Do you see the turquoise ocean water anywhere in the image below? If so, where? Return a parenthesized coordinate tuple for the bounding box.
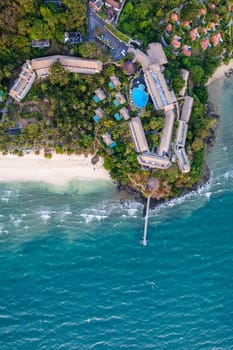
(1, 77, 233, 349)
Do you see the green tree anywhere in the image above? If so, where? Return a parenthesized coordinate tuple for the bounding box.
(49, 62, 69, 87)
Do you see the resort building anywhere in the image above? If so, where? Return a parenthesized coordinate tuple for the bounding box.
(64, 32, 83, 44)
(190, 28, 200, 41)
(211, 33, 223, 46)
(115, 92, 126, 105)
(158, 108, 176, 157)
(9, 56, 103, 102)
(174, 119, 190, 173)
(110, 75, 121, 87)
(174, 96, 193, 173)
(172, 35, 182, 49)
(31, 40, 50, 49)
(144, 64, 177, 110)
(179, 69, 189, 97)
(102, 133, 116, 148)
(138, 153, 171, 169)
(119, 107, 130, 120)
(174, 145, 190, 173)
(9, 61, 36, 102)
(200, 38, 211, 50)
(165, 23, 173, 34)
(146, 43, 168, 67)
(182, 45, 192, 57)
(171, 13, 179, 22)
(129, 117, 149, 153)
(95, 88, 106, 101)
(95, 107, 104, 119)
(130, 42, 185, 172)
(180, 96, 193, 123)
(175, 120, 188, 148)
(31, 56, 103, 78)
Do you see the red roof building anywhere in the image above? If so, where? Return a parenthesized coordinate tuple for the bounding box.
(210, 3, 216, 10)
(199, 8, 206, 16)
(182, 45, 192, 57)
(190, 28, 200, 41)
(166, 23, 173, 33)
(200, 38, 211, 50)
(202, 27, 208, 34)
(171, 13, 179, 22)
(183, 21, 192, 29)
(211, 33, 223, 46)
(210, 21, 217, 30)
(172, 34, 182, 48)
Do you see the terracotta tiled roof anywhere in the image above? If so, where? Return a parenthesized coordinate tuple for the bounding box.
(211, 32, 223, 46)
(210, 3, 216, 10)
(199, 8, 206, 16)
(171, 13, 179, 21)
(182, 45, 192, 57)
(190, 28, 199, 41)
(183, 21, 191, 28)
(166, 23, 173, 32)
(200, 38, 211, 50)
(202, 27, 208, 34)
(210, 21, 217, 30)
(172, 34, 181, 48)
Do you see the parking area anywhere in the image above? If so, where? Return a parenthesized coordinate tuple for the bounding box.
(88, 8, 129, 61)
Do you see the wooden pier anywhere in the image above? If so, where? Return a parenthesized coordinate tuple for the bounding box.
(142, 196, 150, 246)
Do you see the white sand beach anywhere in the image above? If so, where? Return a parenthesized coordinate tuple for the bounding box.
(0, 152, 111, 184)
(206, 59, 233, 86)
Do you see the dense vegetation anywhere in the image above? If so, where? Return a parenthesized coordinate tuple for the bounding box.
(0, 0, 86, 90)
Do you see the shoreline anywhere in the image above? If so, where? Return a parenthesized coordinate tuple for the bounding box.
(206, 59, 233, 86)
(0, 152, 111, 185)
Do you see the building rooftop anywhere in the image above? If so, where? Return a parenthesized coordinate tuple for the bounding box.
(129, 117, 149, 153)
(95, 107, 104, 119)
(200, 37, 211, 50)
(138, 152, 171, 169)
(146, 43, 168, 66)
(102, 133, 116, 147)
(110, 75, 121, 86)
(32, 40, 50, 48)
(171, 13, 179, 22)
(31, 55, 103, 78)
(180, 96, 194, 123)
(166, 23, 173, 33)
(179, 69, 189, 96)
(172, 34, 182, 49)
(182, 44, 192, 57)
(144, 64, 176, 110)
(119, 107, 130, 120)
(95, 88, 106, 101)
(158, 108, 176, 157)
(115, 92, 126, 105)
(190, 28, 200, 41)
(211, 33, 223, 46)
(199, 8, 206, 16)
(64, 32, 83, 44)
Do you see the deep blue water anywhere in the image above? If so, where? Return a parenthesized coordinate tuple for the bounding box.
(0, 78, 233, 349)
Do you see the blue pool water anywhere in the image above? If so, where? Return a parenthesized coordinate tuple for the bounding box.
(0, 77, 233, 349)
(132, 86, 148, 108)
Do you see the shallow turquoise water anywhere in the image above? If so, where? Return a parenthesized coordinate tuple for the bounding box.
(0, 78, 233, 349)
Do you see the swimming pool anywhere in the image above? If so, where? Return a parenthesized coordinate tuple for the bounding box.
(132, 86, 148, 108)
